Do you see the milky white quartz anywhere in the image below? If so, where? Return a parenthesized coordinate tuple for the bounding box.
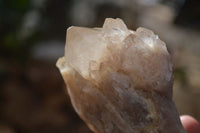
(56, 18, 186, 133)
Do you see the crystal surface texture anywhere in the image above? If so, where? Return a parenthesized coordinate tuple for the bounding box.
(56, 18, 186, 133)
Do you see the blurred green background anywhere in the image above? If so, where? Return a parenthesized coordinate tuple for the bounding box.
(0, 0, 200, 132)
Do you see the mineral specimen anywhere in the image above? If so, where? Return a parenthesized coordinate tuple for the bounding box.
(56, 18, 186, 133)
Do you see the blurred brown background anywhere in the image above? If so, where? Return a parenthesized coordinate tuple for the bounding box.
(0, 0, 200, 132)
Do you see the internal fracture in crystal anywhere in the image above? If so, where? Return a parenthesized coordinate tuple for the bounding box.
(56, 18, 186, 133)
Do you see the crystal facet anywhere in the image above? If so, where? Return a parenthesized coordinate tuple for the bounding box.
(56, 18, 186, 133)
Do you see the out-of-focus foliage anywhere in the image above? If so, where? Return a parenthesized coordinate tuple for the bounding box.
(0, 0, 35, 62)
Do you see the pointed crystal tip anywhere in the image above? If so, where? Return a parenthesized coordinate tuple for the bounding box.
(56, 18, 185, 133)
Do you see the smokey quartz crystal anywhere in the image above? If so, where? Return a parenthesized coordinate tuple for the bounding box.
(56, 18, 186, 133)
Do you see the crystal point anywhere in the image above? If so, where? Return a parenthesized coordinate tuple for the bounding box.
(56, 18, 186, 133)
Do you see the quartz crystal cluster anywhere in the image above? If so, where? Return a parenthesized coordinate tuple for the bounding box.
(56, 18, 186, 133)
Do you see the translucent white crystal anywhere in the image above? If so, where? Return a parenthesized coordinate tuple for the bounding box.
(65, 26, 106, 78)
(60, 18, 172, 92)
(56, 18, 186, 133)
